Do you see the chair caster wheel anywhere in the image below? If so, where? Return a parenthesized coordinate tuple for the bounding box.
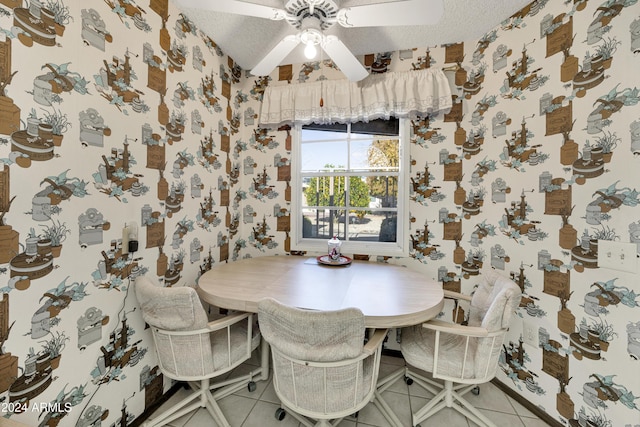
(471, 386, 480, 395)
(405, 376, 413, 385)
(275, 408, 286, 421)
(247, 381, 256, 392)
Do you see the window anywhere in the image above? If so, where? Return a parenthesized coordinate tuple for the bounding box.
(291, 118, 409, 256)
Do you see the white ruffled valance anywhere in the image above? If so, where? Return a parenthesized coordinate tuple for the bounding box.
(259, 68, 453, 127)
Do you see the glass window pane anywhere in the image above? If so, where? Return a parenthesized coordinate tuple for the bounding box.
(350, 139, 374, 169)
(302, 185, 324, 208)
(351, 137, 400, 171)
(347, 212, 397, 243)
(302, 176, 347, 207)
(366, 176, 398, 208)
(302, 209, 325, 239)
(346, 176, 373, 210)
(301, 140, 348, 172)
(349, 132, 376, 141)
(378, 212, 398, 242)
(301, 209, 346, 240)
(349, 176, 398, 209)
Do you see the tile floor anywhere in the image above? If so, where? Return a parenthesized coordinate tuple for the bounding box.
(149, 352, 550, 427)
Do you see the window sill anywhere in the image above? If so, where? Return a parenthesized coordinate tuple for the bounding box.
(292, 239, 408, 258)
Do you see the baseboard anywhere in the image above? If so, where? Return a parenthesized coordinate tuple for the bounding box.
(491, 379, 562, 427)
(129, 381, 186, 427)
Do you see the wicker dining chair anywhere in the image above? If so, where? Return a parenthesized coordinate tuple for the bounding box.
(257, 297, 387, 427)
(391, 269, 521, 427)
(134, 275, 262, 427)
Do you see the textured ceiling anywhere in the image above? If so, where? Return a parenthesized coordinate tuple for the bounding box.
(173, 0, 532, 72)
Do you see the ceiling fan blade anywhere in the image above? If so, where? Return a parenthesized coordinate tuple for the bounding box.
(250, 35, 300, 77)
(322, 35, 369, 82)
(173, 0, 286, 20)
(337, 0, 444, 27)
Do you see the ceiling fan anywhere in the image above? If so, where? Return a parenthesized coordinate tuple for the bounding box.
(174, 0, 444, 81)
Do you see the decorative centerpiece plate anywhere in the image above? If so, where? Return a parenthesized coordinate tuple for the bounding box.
(316, 255, 352, 266)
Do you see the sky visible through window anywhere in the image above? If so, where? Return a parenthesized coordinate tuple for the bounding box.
(301, 130, 385, 172)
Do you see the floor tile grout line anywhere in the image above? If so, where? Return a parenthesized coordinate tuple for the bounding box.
(505, 390, 520, 414)
(238, 396, 263, 427)
(154, 361, 550, 427)
(477, 407, 523, 416)
(174, 392, 546, 427)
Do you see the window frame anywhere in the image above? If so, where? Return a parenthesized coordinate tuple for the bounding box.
(290, 119, 410, 257)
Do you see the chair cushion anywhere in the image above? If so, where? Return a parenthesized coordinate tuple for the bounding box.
(135, 276, 209, 331)
(485, 274, 521, 330)
(468, 269, 521, 330)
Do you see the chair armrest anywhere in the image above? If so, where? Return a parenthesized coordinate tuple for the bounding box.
(443, 290, 472, 302)
(422, 319, 489, 337)
(363, 329, 388, 355)
(149, 312, 253, 337)
(207, 311, 252, 331)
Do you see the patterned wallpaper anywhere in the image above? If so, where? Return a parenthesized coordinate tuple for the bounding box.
(253, 1, 640, 426)
(0, 0, 272, 424)
(0, 0, 638, 426)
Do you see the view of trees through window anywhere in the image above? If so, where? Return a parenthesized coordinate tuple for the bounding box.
(299, 120, 400, 244)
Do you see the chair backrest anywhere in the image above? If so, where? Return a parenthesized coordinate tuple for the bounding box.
(257, 298, 375, 418)
(468, 268, 521, 331)
(258, 297, 365, 361)
(134, 276, 214, 379)
(135, 275, 209, 331)
(467, 269, 521, 379)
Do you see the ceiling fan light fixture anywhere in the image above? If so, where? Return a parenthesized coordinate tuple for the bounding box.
(303, 42, 318, 59)
(299, 20, 323, 60)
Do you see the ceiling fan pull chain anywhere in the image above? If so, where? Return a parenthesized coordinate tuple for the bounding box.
(320, 48, 324, 107)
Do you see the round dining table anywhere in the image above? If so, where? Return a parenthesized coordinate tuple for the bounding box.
(197, 254, 444, 329)
(197, 254, 444, 427)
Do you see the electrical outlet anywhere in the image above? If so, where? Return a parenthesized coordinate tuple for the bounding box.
(522, 320, 538, 347)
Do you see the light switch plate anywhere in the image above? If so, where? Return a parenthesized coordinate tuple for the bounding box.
(522, 320, 538, 347)
(597, 240, 638, 273)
